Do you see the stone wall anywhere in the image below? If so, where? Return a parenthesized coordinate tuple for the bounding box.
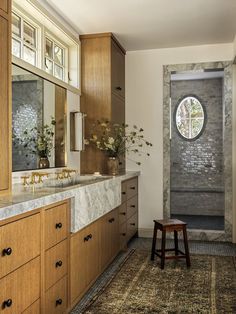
(170, 78, 224, 216)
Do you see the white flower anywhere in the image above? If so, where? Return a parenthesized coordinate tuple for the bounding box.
(108, 137, 115, 144)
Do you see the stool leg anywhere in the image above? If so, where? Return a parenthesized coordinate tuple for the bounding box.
(174, 230, 178, 256)
(151, 223, 157, 261)
(183, 226, 191, 267)
(160, 230, 166, 269)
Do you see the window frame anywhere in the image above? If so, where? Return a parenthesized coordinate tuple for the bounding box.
(12, 9, 41, 67)
(174, 95, 207, 141)
(43, 29, 69, 83)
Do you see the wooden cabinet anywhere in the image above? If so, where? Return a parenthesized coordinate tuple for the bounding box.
(80, 33, 126, 174)
(0, 0, 11, 195)
(0, 213, 40, 278)
(119, 177, 139, 248)
(44, 202, 68, 250)
(70, 220, 100, 304)
(0, 257, 40, 313)
(23, 300, 40, 314)
(45, 276, 67, 314)
(101, 208, 119, 270)
(0, 0, 8, 13)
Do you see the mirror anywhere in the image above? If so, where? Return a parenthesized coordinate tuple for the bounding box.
(12, 64, 66, 171)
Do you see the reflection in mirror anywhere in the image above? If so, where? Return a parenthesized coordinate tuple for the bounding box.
(12, 64, 66, 171)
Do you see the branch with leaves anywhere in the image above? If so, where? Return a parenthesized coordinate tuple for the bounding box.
(86, 120, 153, 165)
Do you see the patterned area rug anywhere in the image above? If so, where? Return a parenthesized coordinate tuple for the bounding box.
(82, 250, 236, 314)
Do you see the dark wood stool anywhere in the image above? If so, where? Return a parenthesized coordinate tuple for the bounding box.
(151, 219, 191, 269)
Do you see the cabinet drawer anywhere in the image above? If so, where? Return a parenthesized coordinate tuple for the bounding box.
(119, 222, 127, 250)
(126, 178, 138, 200)
(118, 203, 127, 225)
(45, 202, 68, 250)
(0, 257, 40, 313)
(127, 195, 138, 219)
(45, 276, 67, 314)
(22, 299, 40, 314)
(0, 1, 8, 14)
(121, 181, 127, 203)
(0, 214, 40, 278)
(45, 239, 68, 291)
(127, 213, 138, 241)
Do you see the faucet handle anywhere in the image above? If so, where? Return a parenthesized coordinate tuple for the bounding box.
(21, 175, 30, 186)
(38, 172, 49, 183)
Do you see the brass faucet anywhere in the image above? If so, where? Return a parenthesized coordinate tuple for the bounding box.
(21, 172, 49, 186)
(62, 169, 77, 178)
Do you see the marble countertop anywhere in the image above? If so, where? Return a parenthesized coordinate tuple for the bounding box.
(0, 171, 140, 232)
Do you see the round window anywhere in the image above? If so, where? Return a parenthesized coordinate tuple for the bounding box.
(175, 96, 205, 140)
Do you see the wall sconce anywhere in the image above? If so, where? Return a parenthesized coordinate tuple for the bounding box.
(70, 111, 86, 151)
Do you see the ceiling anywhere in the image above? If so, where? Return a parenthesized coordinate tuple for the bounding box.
(44, 0, 236, 51)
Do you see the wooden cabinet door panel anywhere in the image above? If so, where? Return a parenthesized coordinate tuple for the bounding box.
(0, 15, 10, 192)
(0, 1, 8, 13)
(45, 239, 68, 291)
(111, 93, 125, 124)
(22, 300, 40, 314)
(119, 203, 127, 225)
(87, 221, 100, 286)
(110, 209, 119, 259)
(0, 257, 40, 313)
(0, 214, 40, 278)
(127, 213, 138, 241)
(126, 177, 138, 200)
(111, 41, 125, 99)
(127, 195, 138, 219)
(44, 202, 68, 250)
(70, 227, 89, 303)
(119, 221, 127, 250)
(45, 276, 67, 314)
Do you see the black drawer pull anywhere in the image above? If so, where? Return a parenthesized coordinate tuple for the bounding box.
(116, 86, 122, 91)
(55, 260, 63, 268)
(88, 234, 92, 239)
(130, 186, 136, 190)
(120, 212, 126, 216)
(122, 192, 126, 195)
(3, 247, 12, 256)
(3, 299, 12, 308)
(130, 223, 136, 226)
(119, 161, 122, 165)
(56, 298, 63, 306)
(122, 233, 126, 236)
(55, 222, 62, 229)
(84, 235, 90, 242)
(108, 218, 115, 223)
(130, 205, 136, 208)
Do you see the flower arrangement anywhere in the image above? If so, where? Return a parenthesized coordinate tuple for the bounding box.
(14, 117, 56, 159)
(87, 120, 152, 165)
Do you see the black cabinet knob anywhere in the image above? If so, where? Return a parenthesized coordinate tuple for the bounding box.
(120, 212, 126, 216)
(109, 218, 115, 223)
(122, 192, 126, 195)
(3, 299, 12, 308)
(130, 223, 136, 226)
(3, 247, 12, 256)
(84, 235, 89, 242)
(130, 186, 136, 190)
(55, 222, 62, 229)
(56, 298, 62, 306)
(88, 234, 92, 239)
(116, 86, 122, 91)
(55, 260, 63, 268)
(122, 233, 126, 236)
(130, 205, 136, 208)
(119, 161, 122, 165)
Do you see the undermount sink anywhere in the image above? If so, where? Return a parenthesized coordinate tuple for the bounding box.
(46, 175, 111, 188)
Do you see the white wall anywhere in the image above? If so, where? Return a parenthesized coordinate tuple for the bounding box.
(126, 43, 234, 237)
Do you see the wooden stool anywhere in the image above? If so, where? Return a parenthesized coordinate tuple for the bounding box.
(151, 219, 191, 269)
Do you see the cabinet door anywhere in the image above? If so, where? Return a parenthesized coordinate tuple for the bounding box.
(0, 14, 10, 192)
(110, 209, 119, 259)
(111, 41, 125, 99)
(0, 0, 8, 13)
(70, 221, 100, 304)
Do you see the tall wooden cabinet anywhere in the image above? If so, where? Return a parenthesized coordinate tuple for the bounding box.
(80, 33, 126, 174)
(0, 0, 11, 195)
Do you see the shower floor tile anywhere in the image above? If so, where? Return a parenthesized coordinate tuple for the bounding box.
(171, 214, 224, 230)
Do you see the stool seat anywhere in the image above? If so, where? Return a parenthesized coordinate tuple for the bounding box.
(151, 218, 191, 269)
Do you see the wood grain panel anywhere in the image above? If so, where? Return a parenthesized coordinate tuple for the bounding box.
(0, 214, 40, 278)
(118, 202, 127, 225)
(55, 85, 66, 167)
(22, 299, 40, 314)
(45, 239, 68, 291)
(127, 212, 138, 241)
(0, 257, 40, 313)
(127, 195, 138, 219)
(111, 41, 125, 99)
(126, 177, 138, 200)
(0, 13, 10, 193)
(0, 0, 8, 14)
(44, 202, 68, 250)
(45, 276, 67, 314)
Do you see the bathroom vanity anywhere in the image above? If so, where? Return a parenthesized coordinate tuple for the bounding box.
(0, 172, 139, 313)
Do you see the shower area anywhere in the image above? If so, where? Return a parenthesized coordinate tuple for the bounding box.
(170, 70, 225, 230)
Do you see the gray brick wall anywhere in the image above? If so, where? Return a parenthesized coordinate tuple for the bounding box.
(170, 78, 224, 216)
